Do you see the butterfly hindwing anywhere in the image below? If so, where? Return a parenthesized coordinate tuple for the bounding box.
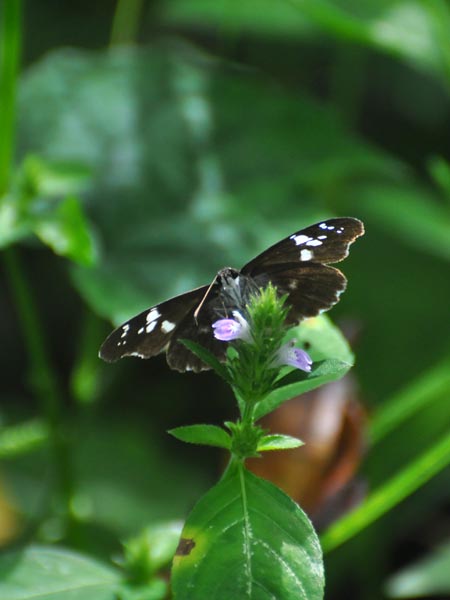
(167, 303, 228, 372)
(253, 262, 347, 323)
(99, 285, 209, 363)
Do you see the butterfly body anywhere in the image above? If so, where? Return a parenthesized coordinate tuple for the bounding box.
(100, 218, 364, 372)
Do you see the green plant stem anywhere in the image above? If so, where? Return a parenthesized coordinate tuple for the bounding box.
(110, 0, 145, 46)
(2, 248, 74, 518)
(320, 430, 450, 553)
(0, 0, 21, 195)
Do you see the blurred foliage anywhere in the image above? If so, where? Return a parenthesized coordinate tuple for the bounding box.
(0, 0, 449, 598)
(386, 540, 450, 598)
(162, 0, 450, 84)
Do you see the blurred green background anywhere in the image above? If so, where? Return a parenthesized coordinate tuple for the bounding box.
(1, 1, 450, 599)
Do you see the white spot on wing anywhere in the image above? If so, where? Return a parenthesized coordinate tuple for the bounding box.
(138, 327, 144, 334)
(300, 249, 313, 261)
(161, 320, 175, 333)
(146, 321, 157, 333)
(291, 234, 310, 246)
(121, 324, 130, 338)
(146, 308, 160, 324)
(319, 223, 327, 230)
(306, 239, 322, 247)
(318, 235, 327, 240)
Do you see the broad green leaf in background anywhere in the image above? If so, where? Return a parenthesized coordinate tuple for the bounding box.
(171, 465, 324, 600)
(16, 45, 397, 325)
(287, 315, 354, 364)
(385, 540, 450, 598)
(0, 545, 120, 600)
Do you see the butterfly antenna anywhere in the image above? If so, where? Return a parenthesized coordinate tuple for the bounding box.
(194, 275, 218, 323)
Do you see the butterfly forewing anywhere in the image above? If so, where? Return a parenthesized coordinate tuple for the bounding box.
(99, 285, 208, 362)
(242, 217, 364, 275)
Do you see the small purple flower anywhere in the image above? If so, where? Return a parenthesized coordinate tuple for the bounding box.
(212, 311, 252, 342)
(273, 340, 312, 372)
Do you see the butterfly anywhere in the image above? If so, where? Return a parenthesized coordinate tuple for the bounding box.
(99, 217, 364, 372)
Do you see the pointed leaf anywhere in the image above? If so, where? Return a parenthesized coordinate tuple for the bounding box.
(172, 466, 324, 599)
(257, 433, 304, 452)
(169, 425, 231, 449)
(255, 359, 351, 420)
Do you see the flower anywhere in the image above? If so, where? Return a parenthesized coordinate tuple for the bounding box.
(212, 311, 252, 342)
(272, 340, 312, 372)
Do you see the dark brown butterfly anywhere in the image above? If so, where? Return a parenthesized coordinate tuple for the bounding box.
(99, 217, 364, 372)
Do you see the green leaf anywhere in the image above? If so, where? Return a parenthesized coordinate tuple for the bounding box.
(287, 314, 354, 364)
(172, 465, 324, 600)
(123, 521, 183, 581)
(21, 154, 91, 198)
(179, 339, 230, 382)
(385, 540, 450, 598)
(33, 195, 97, 266)
(0, 545, 120, 600)
(320, 430, 450, 553)
(257, 434, 304, 452)
(0, 419, 49, 458)
(169, 425, 231, 449)
(255, 359, 351, 421)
